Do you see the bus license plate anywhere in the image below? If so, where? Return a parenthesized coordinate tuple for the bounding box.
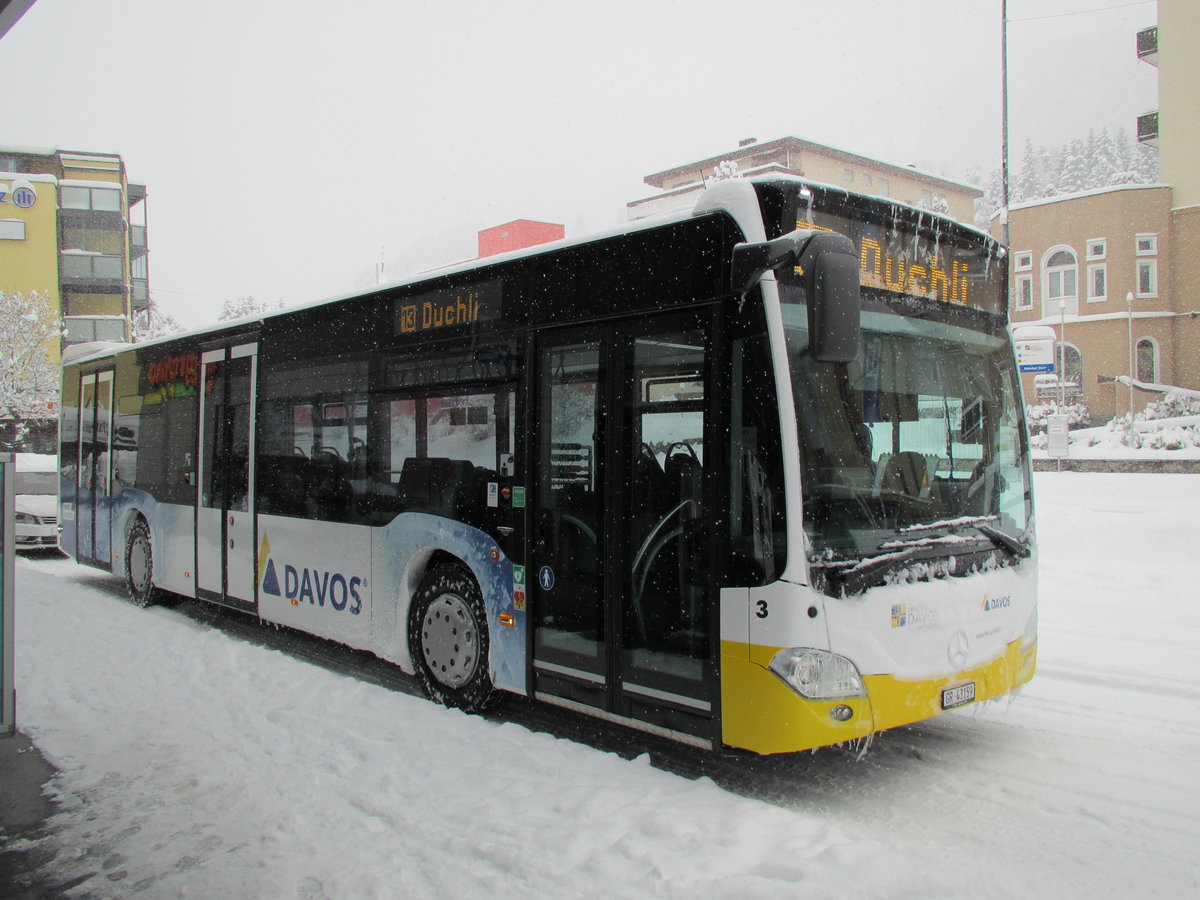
(941, 682, 976, 710)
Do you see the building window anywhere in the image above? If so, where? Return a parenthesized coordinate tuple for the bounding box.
(60, 185, 123, 211)
(1087, 263, 1107, 302)
(1135, 233, 1157, 256)
(1015, 251, 1033, 272)
(843, 169, 855, 184)
(1043, 246, 1078, 315)
(1087, 238, 1106, 260)
(1015, 273, 1033, 310)
(877, 178, 890, 196)
(1137, 259, 1158, 298)
(61, 252, 124, 280)
(1136, 338, 1159, 383)
(862, 174, 873, 189)
(1056, 343, 1083, 388)
(0, 219, 25, 240)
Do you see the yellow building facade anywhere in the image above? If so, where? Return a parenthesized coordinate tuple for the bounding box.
(0, 146, 149, 360)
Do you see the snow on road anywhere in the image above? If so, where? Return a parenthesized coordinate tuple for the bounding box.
(7, 472, 1200, 898)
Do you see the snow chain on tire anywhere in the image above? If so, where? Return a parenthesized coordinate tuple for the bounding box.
(408, 564, 497, 712)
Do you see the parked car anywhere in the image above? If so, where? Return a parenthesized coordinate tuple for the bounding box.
(13, 453, 59, 552)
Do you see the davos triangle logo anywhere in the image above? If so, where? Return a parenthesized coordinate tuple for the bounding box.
(262, 558, 282, 596)
(259, 534, 281, 595)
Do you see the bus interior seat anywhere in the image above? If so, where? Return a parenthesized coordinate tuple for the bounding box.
(880, 450, 928, 497)
(396, 457, 476, 516)
(663, 442, 703, 508)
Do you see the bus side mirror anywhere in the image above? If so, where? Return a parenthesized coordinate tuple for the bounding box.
(804, 235, 861, 364)
(731, 230, 861, 363)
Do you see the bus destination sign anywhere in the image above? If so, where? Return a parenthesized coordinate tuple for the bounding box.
(794, 217, 1004, 317)
(396, 279, 502, 336)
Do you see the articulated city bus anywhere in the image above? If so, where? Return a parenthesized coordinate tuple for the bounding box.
(60, 176, 1036, 755)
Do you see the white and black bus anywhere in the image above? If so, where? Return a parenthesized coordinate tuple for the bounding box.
(60, 176, 1036, 755)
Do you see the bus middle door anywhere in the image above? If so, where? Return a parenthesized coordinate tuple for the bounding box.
(530, 314, 715, 746)
(196, 343, 258, 611)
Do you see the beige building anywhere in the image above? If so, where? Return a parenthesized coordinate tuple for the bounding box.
(628, 136, 982, 225)
(1005, 0, 1200, 421)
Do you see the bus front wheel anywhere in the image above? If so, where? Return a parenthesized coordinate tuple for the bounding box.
(408, 565, 496, 712)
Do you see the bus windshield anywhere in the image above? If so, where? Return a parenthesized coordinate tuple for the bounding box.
(782, 297, 1031, 592)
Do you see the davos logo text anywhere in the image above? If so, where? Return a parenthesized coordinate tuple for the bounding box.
(261, 558, 362, 615)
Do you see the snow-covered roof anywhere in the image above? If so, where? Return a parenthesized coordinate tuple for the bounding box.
(1006, 182, 1169, 214)
(643, 136, 982, 195)
(59, 179, 122, 190)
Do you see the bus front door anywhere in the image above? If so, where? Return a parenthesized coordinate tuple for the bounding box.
(196, 343, 258, 611)
(531, 314, 715, 745)
(75, 369, 114, 569)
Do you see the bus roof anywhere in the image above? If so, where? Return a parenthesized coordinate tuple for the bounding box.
(62, 176, 990, 367)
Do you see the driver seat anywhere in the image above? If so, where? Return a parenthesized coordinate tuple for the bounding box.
(880, 451, 928, 497)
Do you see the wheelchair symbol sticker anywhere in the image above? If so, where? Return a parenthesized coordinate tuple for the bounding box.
(539, 566, 555, 591)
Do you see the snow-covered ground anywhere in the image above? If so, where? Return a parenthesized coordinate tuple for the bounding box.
(8, 472, 1200, 898)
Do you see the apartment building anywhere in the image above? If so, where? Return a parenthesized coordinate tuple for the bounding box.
(1, 146, 149, 355)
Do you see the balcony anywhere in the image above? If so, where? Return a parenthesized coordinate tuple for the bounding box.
(61, 250, 125, 292)
(1137, 26, 1158, 66)
(131, 279, 149, 312)
(1137, 111, 1159, 147)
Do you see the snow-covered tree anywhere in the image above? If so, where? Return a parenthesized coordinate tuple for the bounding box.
(1013, 140, 1045, 202)
(132, 296, 185, 342)
(1056, 140, 1089, 195)
(973, 129, 1160, 225)
(218, 296, 284, 321)
(0, 290, 63, 444)
(1132, 139, 1160, 184)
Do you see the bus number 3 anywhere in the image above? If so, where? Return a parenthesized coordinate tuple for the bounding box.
(755, 600, 769, 619)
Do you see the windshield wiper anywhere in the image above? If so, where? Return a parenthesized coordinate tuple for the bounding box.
(974, 522, 1031, 558)
(898, 515, 1030, 559)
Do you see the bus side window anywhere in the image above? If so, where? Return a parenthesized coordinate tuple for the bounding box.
(729, 330, 786, 585)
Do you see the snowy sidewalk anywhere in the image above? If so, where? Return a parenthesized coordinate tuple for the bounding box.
(5, 471, 1200, 898)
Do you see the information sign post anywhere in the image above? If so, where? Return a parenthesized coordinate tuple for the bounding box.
(1, 452, 14, 734)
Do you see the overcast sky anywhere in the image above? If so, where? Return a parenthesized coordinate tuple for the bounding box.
(2, 0, 1159, 327)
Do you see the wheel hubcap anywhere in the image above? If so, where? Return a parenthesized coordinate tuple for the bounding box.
(421, 592, 479, 688)
(130, 535, 151, 592)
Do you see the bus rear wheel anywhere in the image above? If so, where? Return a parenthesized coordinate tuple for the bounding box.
(125, 518, 165, 608)
(408, 565, 496, 712)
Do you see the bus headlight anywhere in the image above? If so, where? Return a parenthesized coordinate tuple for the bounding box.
(769, 648, 866, 700)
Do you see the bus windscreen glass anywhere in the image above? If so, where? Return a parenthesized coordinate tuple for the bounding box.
(781, 301, 1031, 593)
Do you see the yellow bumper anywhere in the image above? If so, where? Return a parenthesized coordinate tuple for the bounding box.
(720, 638, 1037, 755)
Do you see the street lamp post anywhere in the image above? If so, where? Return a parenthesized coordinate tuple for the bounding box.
(1059, 299, 1067, 412)
(1127, 291, 1135, 418)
